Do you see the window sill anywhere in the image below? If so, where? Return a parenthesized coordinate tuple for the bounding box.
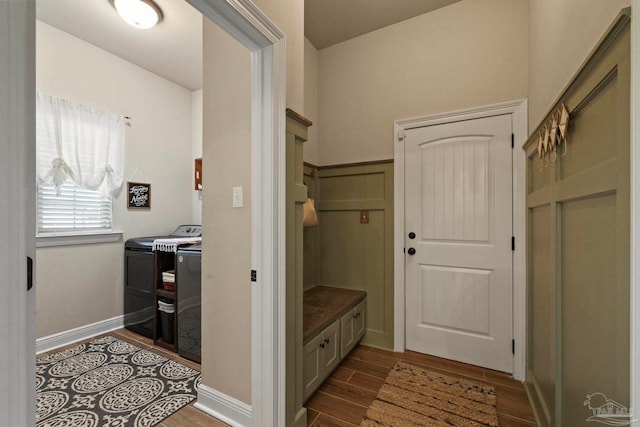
(36, 232, 123, 248)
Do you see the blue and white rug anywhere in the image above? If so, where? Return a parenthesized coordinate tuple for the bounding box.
(36, 336, 200, 427)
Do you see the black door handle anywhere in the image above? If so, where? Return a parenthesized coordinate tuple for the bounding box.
(407, 248, 416, 256)
(27, 256, 33, 291)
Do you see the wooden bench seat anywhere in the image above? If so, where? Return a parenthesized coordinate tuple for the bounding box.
(303, 285, 366, 343)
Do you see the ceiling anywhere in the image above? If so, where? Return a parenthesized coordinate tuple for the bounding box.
(36, 0, 203, 91)
(36, 0, 462, 91)
(304, 0, 463, 49)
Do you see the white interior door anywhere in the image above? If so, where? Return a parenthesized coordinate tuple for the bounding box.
(404, 114, 513, 373)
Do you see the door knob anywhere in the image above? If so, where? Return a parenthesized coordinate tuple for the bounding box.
(407, 247, 416, 255)
(408, 232, 416, 239)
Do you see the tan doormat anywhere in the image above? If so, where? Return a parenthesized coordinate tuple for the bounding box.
(361, 362, 499, 427)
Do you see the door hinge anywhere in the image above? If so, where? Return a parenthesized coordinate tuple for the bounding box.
(512, 339, 515, 354)
(397, 129, 405, 141)
(511, 236, 515, 251)
(251, 270, 257, 282)
(511, 133, 514, 148)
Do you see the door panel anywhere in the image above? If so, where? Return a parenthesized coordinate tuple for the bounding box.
(418, 265, 492, 336)
(405, 114, 513, 373)
(421, 137, 490, 242)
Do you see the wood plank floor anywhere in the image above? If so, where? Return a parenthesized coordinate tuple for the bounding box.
(41, 330, 536, 426)
(306, 346, 537, 427)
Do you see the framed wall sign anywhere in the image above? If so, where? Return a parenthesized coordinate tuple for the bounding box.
(127, 182, 151, 209)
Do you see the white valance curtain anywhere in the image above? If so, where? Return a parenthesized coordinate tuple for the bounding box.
(36, 92, 124, 196)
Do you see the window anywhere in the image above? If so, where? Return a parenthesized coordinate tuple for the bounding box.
(36, 92, 124, 237)
(37, 180, 112, 235)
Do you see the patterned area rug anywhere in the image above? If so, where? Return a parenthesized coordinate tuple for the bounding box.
(361, 362, 498, 427)
(36, 336, 200, 427)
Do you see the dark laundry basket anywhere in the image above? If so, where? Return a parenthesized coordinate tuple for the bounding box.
(160, 311, 175, 344)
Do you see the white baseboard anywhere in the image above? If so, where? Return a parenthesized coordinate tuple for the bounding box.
(195, 384, 252, 427)
(36, 315, 125, 354)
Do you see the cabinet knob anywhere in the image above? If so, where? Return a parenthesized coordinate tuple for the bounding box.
(353, 314, 358, 319)
(320, 343, 325, 349)
(324, 338, 330, 344)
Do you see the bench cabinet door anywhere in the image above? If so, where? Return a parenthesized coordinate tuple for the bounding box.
(303, 334, 323, 402)
(340, 308, 356, 359)
(354, 301, 366, 341)
(322, 319, 341, 375)
(340, 300, 367, 359)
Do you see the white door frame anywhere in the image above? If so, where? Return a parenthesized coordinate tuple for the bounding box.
(393, 99, 527, 381)
(0, 1, 36, 426)
(630, 0, 640, 424)
(2, 0, 287, 425)
(186, 1, 286, 425)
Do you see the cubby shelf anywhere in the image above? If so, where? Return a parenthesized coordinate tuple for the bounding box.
(153, 251, 178, 353)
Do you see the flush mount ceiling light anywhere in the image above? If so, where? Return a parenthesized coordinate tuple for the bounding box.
(111, 0, 163, 29)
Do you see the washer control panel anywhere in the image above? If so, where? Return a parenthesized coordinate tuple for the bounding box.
(172, 225, 202, 237)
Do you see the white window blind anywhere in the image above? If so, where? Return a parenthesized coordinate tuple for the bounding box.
(35, 93, 124, 237)
(37, 180, 112, 235)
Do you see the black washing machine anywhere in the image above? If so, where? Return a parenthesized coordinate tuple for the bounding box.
(124, 225, 201, 338)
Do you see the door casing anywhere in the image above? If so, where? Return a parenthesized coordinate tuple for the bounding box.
(393, 99, 527, 381)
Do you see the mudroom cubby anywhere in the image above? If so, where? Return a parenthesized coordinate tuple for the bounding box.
(302, 285, 366, 401)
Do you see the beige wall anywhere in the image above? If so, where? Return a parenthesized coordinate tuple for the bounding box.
(35, 21, 194, 338)
(253, 0, 304, 112)
(528, 0, 629, 131)
(303, 38, 319, 165)
(201, 19, 252, 405)
(192, 89, 203, 224)
(316, 0, 528, 166)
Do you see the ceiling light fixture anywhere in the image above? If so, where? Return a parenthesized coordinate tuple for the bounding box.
(111, 0, 163, 29)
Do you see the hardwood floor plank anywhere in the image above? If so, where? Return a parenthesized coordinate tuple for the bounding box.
(484, 369, 526, 391)
(329, 367, 355, 382)
(161, 404, 229, 426)
(112, 328, 154, 346)
(347, 372, 385, 392)
(311, 413, 358, 427)
(495, 385, 536, 422)
(305, 391, 368, 425)
(306, 408, 320, 426)
(497, 412, 538, 427)
(338, 358, 390, 379)
(349, 347, 401, 369)
(318, 378, 377, 407)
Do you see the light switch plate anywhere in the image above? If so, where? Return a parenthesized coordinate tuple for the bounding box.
(233, 186, 243, 208)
